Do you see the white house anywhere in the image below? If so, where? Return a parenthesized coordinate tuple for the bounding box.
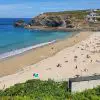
(68, 75, 100, 93)
(86, 10, 100, 22)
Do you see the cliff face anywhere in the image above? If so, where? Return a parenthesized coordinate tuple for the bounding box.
(29, 13, 74, 28)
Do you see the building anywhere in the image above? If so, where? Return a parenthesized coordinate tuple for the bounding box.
(68, 75, 100, 93)
(86, 10, 100, 22)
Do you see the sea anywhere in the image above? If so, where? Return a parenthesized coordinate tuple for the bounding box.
(0, 18, 73, 59)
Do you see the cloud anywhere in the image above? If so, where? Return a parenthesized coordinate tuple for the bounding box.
(0, 0, 100, 18)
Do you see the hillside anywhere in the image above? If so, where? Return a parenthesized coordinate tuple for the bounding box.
(23, 9, 100, 31)
(44, 10, 100, 19)
(0, 79, 100, 100)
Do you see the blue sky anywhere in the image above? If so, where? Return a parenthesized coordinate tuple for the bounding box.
(0, 0, 100, 18)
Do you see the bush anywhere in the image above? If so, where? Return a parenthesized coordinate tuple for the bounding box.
(0, 79, 100, 100)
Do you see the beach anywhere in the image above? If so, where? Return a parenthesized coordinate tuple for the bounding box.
(0, 31, 90, 76)
(0, 31, 98, 89)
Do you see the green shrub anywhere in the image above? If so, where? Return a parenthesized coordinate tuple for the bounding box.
(0, 79, 100, 100)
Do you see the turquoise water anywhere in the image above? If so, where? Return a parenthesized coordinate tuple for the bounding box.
(0, 18, 73, 55)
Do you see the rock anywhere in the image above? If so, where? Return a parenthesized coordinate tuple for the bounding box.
(41, 16, 63, 27)
(14, 20, 26, 27)
(66, 24, 74, 28)
(29, 13, 74, 28)
(65, 19, 74, 28)
(29, 14, 63, 27)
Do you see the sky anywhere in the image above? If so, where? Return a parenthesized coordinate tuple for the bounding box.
(0, 0, 100, 18)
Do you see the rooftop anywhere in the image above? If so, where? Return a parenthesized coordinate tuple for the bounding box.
(69, 75, 100, 82)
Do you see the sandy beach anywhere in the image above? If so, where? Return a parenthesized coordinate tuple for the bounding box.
(1, 31, 98, 89)
(0, 31, 90, 77)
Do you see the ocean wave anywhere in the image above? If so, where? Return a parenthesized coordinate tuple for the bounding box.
(0, 40, 56, 60)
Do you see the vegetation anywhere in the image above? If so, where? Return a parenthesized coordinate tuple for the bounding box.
(0, 79, 100, 100)
(46, 9, 100, 19)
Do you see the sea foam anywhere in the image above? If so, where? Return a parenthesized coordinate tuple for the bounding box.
(0, 40, 56, 60)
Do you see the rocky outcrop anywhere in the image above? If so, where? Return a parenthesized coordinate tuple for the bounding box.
(14, 20, 26, 27)
(29, 14, 74, 28)
(29, 14, 63, 27)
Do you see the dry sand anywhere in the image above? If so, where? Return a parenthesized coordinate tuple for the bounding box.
(0, 31, 98, 89)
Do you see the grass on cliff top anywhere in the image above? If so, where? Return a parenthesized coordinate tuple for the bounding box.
(0, 79, 100, 100)
(45, 9, 100, 19)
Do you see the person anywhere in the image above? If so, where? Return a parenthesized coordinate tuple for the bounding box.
(33, 73, 39, 78)
(75, 65, 78, 69)
(57, 64, 62, 67)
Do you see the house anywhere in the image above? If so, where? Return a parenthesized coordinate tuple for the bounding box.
(85, 10, 100, 22)
(68, 75, 100, 93)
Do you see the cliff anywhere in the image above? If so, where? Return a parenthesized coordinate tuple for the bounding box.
(17, 10, 100, 31)
(28, 13, 74, 28)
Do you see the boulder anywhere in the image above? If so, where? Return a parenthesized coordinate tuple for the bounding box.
(14, 20, 26, 27)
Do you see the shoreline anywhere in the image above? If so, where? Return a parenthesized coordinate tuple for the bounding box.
(0, 40, 56, 60)
(0, 31, 75, 62)
(0, 30, 76, 61)
(0, 31, 91, 77)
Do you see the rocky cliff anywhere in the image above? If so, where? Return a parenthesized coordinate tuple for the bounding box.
(15, 10, 100, 31)
(28, 13, 74, 28)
